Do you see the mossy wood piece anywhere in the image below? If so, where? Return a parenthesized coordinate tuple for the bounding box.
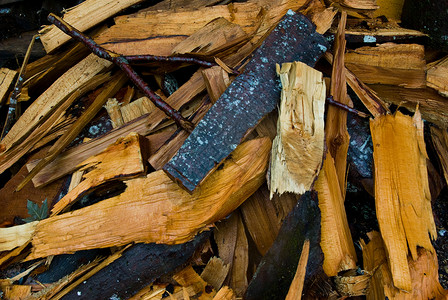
(163, 11, 328, 192)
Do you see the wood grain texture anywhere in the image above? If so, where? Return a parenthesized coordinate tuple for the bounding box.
(370, 110, 437, 291)
(0, 68, 16, 105)
(164, 11, 328, 192)
(270, 61, 325, 197)
(27, 137, 270, 259)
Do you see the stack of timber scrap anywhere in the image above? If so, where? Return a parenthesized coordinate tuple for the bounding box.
(1, 0, 448, 298)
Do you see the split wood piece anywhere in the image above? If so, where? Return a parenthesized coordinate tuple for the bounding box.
(270, 192, 299, 223)
(39, 0, 146, 53)
(27, 137, 270, 259)
(285, 239, 310, 300)
(61, 233, 209, 300)
(344, 43, 426, 88)
(201, 257, 230, 291)
(333, 271, 370, 297)
(51, 132, 146, 216)
(202, 66, 231, 104)
(370, 110, 437, 291)
(0, 68, 17, 105)
(27, 70, 205, 187)
(149, 96, 212, 170)
(315, 154, 357, 276)
(16, 72, 128, 191)
(245, 192, 334, 299)
(300, 0, 337, 34)
(164, 11, 328, 192)
(213, 286, 236, 300)
(214, 212, 239, 268)
(369, 84, 448, 128)
(336, 0, 379, 10)
(228, 212, 249, 297)
(173, 265, 216, 299)
(361, 231, 448, 299)
(270, 61, 326, 197)
(239, 185, 280, 256)
(137, 0, 222, 12)
(0, 221, 38, 252)
(325, 11, 350, 196)
(95, 2, 263, 56)
(105, 96, 156, 128)
(0, 72, 110, 176)
(431, 126, 448, 185)
(172, 17, 250, 59)
(0, 54, 112, 153)
(426, 55, 448, 97)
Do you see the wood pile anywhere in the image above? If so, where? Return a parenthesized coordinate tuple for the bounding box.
(1, 0, 448, 299)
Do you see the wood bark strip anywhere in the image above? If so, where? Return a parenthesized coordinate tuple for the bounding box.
(27, 137, 270, 259)
(270, 61, 326, 197)
(0, 54, 112, 153)
(51, 132, 146, 215)
(370, 110, 437, 291)
(164, 11, 328, 192)
(39, 0, 146, 53)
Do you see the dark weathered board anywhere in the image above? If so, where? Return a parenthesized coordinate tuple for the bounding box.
(62, 232, 209, 300)
(244, 191, 334, 300)
(163, 11, 329, 192)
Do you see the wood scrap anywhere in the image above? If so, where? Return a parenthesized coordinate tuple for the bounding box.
(370, 109, 437, 291)
(270, 61, 326, 197)
(201, 257, 230, 291)
(50, 132, 146, 215)
(431, 126, 448, 185)
(284, 239, 310, 300)
(0, 221, 37, 252)
(314, 155, 357, 276)
(164, 11, 328, 192)
(345, 43, 426, 88)
(27, 137, 270, 259)
(228, 212, 249, 297)
(201, 66, 230, 104)
(361, 231, 448, 299)
(173, 265, 216, 298)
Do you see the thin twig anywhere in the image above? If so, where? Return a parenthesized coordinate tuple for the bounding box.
(48, 13, 194, 132)
(1, 34, 38, 140)
(326, 96, 370, 118)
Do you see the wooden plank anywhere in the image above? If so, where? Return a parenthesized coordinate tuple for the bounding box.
(39, 0, 146, 53)
(270, 61, 326, 197)
(27, 137, 270, 259)
(163, 11, 328, 192)
(50, 132, 146, 215)
(0, 68, 17, 105)
(0, 54, 112, 152)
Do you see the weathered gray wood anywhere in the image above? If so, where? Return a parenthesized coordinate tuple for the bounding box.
(163, 11, 328, 192)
